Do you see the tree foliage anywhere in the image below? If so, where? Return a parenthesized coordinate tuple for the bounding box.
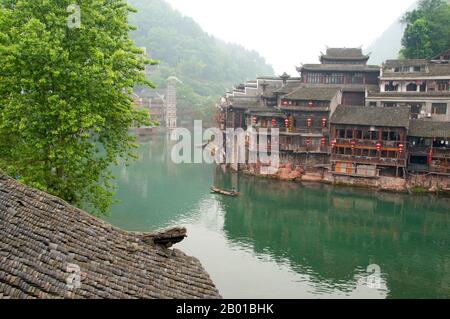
(0, 0, 155, 215)
(400, 0, 450, 59)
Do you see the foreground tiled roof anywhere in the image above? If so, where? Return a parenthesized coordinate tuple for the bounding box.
(330, 105, 410, 128)
(408, 120, 450, 138)
(0, 174, 221, 299)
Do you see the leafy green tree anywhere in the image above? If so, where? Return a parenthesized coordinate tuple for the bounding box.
(400, 0, 450, 59)
(0, 0, 156, 215)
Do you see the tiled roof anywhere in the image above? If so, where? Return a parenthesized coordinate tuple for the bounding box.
(408, 120, 450, 138)
(382, 60, 450, 78)
(300, 64, 380, 72)
(368, 91, 450, 98)
(0, 174, 221, 299)
(330, 105, 410, 128)
(248, 109, 287, 118)
(322, 48, 369, 59)
(283, 87, 340, 101)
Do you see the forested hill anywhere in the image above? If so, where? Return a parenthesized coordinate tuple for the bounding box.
(128, 0, 274, 111)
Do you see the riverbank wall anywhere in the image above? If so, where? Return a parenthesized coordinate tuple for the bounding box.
(236, 162, 450, 195)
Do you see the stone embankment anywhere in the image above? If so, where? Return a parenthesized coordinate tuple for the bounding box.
(239, 164, 449, 195)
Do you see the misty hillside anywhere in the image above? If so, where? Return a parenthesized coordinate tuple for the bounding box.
(128, 0, 274, 111)
(366, 20, 405, 64)
(366, 1, 418, 64)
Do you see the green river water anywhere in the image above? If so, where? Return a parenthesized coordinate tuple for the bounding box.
(104, 132, 450, 299)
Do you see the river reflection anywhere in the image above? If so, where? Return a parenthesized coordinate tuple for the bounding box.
(105, 133, 450, 299)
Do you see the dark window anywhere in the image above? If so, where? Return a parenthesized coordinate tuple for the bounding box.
(370, 149, 378, 157)
(369, 102, 377, 107)
(420, 82, 427, 92)
(339, 129, 346, 138)
(382, 131, 389, 141)
(406, 83, 417, 92)
(363, 130, 371, 140)
(385, 81, 398, 92)
(371, 131, 379, 140)
(355, 130, 362, 139)
(389, 131, 399, 141)
(432, 103, 447, 115)
(437, 81, 449, 91)
(346, 129, 353, 139)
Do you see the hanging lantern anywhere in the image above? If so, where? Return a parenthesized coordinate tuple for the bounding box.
(253, 116, 257, 125)
(306, 138, 312, 146)
(282, 100, 288, 106)
(399, 144, 404, 153)
(351, 140, 356, 149)
(307, 118, 313, 127)
(272, 118, 277, 127)
(321, 137, 327, 146)
(376, 142, 382, 151)
(322, 118, 327, 127)
(284, 118, 289, 127)
(308, 101, 314, 107)
(331, 139, 337, 148)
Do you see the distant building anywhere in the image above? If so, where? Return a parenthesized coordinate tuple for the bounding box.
(216, 47, 450, 190)
(330, 106, 410, 178)
(297, 48, 380, 106)
(407, 120, 450, 175)
(366, 53, 450, 121)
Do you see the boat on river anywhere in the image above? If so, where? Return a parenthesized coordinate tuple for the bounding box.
(210, 186, 239, 197)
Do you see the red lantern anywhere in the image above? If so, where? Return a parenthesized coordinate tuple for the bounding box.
(306, 138, 312, 146)
(376, 142, 382, 151)
(307, 118, 312, 127)
(399, 144, 404, 153)
(308, 101, 314, 107)
(284, 118, 289, 127)
(253, 117, 257, 125)
(428, 149, 433, 164)
(322, 118, 327, 127)
(331, 139, 337, 148)
(272, 118, 277, 127)
(282, 100, 288, 106)
(321, 137, 327, 146)
(351, 140, 356, 149)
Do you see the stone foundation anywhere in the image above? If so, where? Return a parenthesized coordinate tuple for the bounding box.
(235, 151, 449, 195)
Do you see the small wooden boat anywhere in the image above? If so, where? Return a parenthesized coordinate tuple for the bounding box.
(210, 186, 239, 197)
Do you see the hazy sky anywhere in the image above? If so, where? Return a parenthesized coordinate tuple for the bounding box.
(165, 0, 417, 75)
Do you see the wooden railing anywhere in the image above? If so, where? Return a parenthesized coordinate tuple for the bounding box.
(433, 148, 450, 159)
(280, 144, 330, 154)
(332, 154, 406, 166)
(335, 138, 402, 148)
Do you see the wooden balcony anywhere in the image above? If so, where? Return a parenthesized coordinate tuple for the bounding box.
(433, 148, 450, 159)
(430, 165, 450, 175)
(281, 144, 330, 154)
(335, 138, 403, 149)
(332, 154, 406, 167)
